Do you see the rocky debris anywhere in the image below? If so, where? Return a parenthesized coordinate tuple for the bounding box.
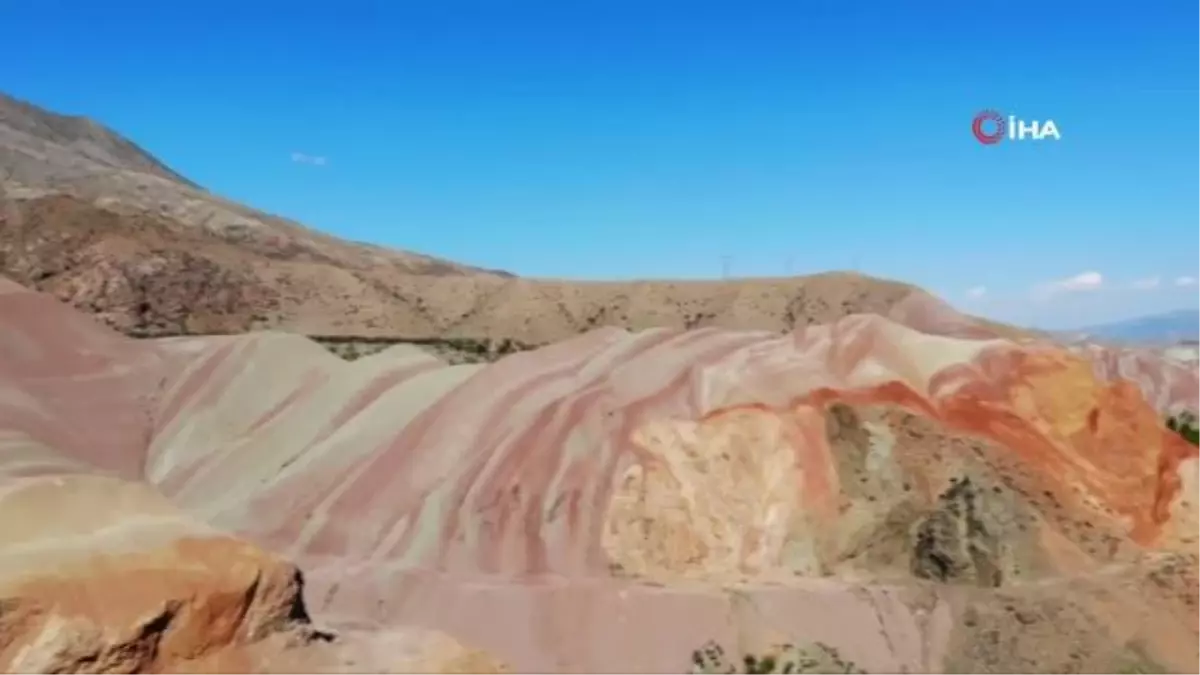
(910, 477, 1005, 587)
(0, 471, 310, 673)
(0, 543, 311, 673)
(690, 640, 866, 674)
(0, 470, 508, 674)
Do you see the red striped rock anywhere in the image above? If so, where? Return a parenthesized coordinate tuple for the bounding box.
(1, 276, 1196, 672)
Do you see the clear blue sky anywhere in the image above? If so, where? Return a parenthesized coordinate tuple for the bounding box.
(4, 0, 1197, 328)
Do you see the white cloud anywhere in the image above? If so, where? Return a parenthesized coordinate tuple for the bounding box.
(1054, 271, 1103, 291)
(1031, 270, 1104, 302)
(290, 152, 327, 166)
(965, 286, 987, 299)
(1175, 276, 1197, 287)
(1130, 276, 1162, 290)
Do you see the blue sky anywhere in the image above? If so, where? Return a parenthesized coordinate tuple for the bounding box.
(4, 0, 1197, 329)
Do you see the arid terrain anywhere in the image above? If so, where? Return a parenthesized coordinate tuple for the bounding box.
(0, 92, 1030, 345)
(1, 92, 1198, 673)
(3, 276, 1198, 673)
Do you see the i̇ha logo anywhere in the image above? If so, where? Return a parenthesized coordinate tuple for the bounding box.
(972, 110, 1061, 144)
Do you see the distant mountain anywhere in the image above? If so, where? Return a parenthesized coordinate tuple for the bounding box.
(1067, 310, 1199, 344)
(0, 92, 201, 188)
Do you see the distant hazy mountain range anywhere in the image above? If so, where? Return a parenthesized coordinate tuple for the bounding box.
(1060, 309, 1199, 345)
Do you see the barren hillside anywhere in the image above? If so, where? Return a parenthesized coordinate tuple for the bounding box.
(0, 91, 510, 315)
(0, 194, 1021, 341)
(0, 91, 1028, 343)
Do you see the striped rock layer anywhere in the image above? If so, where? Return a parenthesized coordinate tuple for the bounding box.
(1, 276, 1197, 673)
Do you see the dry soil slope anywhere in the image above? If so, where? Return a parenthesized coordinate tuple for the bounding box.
(0, 190, 1027, 343)
(2, 277, 1196, 673)
(0, 91, 1030, 344)
(144, 313, 1199, 674)
(373, 269, 1036, 344)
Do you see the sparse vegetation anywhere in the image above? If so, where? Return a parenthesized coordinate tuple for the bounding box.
(690, 640, 865, 674)
(132, 330, 540, 364)
(1166, 410, 1198, 446)
(311, 335, 538, 364)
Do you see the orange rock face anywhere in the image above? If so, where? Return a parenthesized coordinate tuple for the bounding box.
(0, 276, 1197, 673)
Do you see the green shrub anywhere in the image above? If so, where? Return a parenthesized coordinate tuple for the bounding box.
(1166, 410, 1199, 446)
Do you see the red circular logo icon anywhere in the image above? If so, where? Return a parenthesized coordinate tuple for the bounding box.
(972, 110, 1005, 145)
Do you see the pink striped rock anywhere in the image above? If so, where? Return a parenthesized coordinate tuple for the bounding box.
(1, 276, 1196, 673)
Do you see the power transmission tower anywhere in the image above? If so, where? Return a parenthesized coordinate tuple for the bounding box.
(721, 255, 733, 279)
